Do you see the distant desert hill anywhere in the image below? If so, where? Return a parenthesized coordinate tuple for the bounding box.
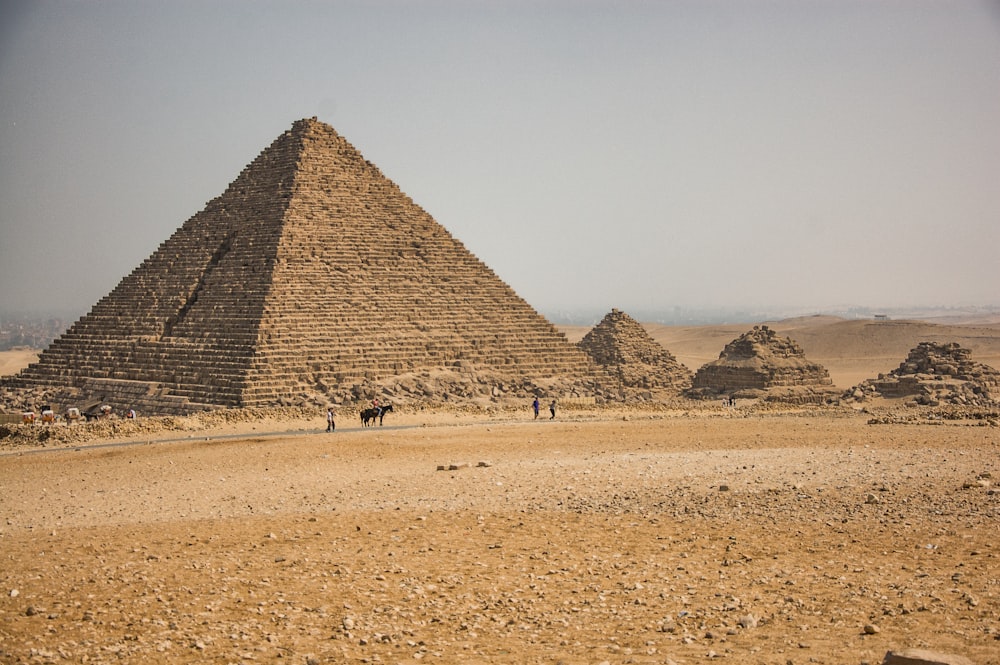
(0, 349, 38, 378)
(562, 316, 1000, 390)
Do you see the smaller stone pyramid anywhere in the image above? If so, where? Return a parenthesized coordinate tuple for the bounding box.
(578, 309, 692, 394)
(847, 341, 1000, 406)
(689, 325, 835, 402)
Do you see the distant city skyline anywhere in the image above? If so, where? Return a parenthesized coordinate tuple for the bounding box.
(2, 1, 998, 320)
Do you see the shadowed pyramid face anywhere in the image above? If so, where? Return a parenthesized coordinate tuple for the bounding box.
(12, 118, 601, 414)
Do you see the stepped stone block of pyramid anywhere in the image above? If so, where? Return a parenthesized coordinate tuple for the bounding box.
(578, 309, 691, 393)
(6, 118, 603, 414)
(690, 325, 835, 402)
(847, 341, 1000, 406)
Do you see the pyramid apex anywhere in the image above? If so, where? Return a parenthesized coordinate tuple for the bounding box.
(286, 117, 343, 138)
(603, 308, 631, 322)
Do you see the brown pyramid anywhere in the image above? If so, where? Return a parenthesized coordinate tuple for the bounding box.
(848, 341, 1000, 406)
(8, 118, 600, 414)
(578, 309, 691, 392)
(690, 325, 835, 402)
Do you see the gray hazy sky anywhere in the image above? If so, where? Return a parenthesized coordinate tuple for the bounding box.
(1, 0, 998, 321)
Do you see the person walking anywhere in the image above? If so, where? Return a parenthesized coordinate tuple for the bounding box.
(549, 400, 556, 419)
(532, 397, 540, 419)
(326, 407, 336, 432)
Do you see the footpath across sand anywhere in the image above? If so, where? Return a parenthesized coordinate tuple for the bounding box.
(1, 408, 998, 664)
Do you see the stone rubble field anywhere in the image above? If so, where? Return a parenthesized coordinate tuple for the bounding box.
(0, 406, 998, 664)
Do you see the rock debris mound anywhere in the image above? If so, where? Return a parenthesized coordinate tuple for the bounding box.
(578, 309, 692, 395)
(847, 341, 1000, 407)
(688, 325, 836, 403)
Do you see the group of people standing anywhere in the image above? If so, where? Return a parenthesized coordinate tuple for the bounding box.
(532, 397, 556, 420)
(327, 396, 557, 431)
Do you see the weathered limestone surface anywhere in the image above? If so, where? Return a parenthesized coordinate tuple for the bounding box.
(578, 309, 691, 394)
(690, 325, 835, 402)
(848, 341, 1000, 406)
(882, 648, 975, 665)
(5, 118, 604, 414)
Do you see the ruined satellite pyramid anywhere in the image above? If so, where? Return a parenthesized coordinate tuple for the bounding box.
(578, 309, 691, 393)
(689, 325, 835, 402)
(847, 341, 1000, 406)
(10, 118, 601, 414)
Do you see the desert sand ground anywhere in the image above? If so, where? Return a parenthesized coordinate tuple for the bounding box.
(1, 405, 998, 665)
(1, 317, 998, 664)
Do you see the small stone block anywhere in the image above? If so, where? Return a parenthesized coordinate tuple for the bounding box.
(882, 648, 975, 665)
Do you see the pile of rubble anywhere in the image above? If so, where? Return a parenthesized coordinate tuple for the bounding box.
(1, 360, 607, 425)
(846, 341, 1000, 407)
(0, 405, 318, 451)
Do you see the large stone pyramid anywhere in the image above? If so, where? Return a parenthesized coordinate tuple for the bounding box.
(578, 309, 691, 394)
(7, 118, 601, 414)
(847, 341, 1000, 406)
(689, 325, 836, 403)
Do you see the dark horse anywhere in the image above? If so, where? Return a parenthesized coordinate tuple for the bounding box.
(361, 403, 393, 427)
